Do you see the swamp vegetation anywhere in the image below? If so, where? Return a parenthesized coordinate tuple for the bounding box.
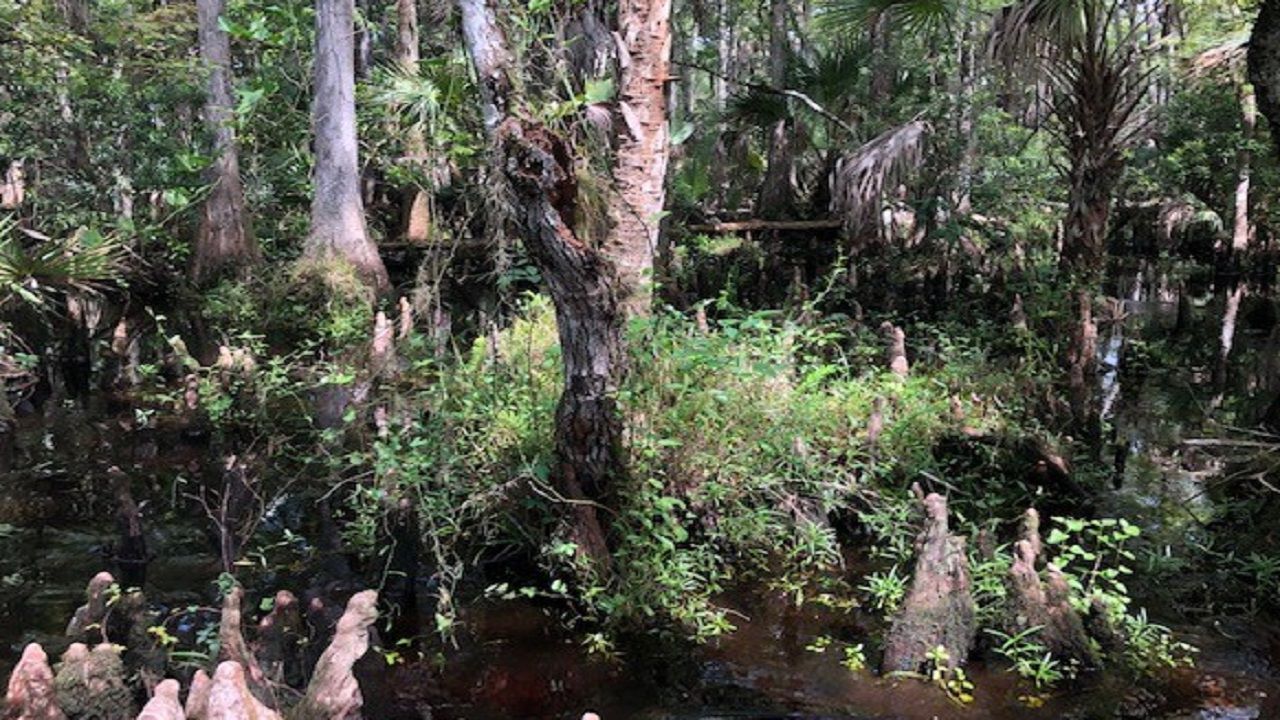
(2, 0, 1280, 715)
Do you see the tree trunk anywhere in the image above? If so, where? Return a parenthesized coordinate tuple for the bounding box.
(1066, 289, 1099, 435)
(1214, 282, 1246, 396)
(955, 18, 976, 215)
(1233, 83, 1256, 253)
(458, 0, 622, 574)
(758, 0, 794, 219)
(607, 0, 673, 315)
(193, 0, 260, 284)
(1250, 0, 1280, 158)
(458, 0, 515, 135)
(308, 0, 389, 292)
(498, 121, 623, 572)
(396, 0, 432, 245)
(1060, 166, 1113, 276)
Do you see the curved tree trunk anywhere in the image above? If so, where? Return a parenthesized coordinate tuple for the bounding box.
(499, 121, 622, 572)
(308, 0, 389, 292)
(193, 0, 260, 284)
(607, 0, 672, 316)
(459, 0, 621, 574)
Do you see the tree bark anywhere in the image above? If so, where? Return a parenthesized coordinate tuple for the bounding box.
(607, 0, 673, 316)
(1250, 0, 1280, 159)
(308, 0, 390, 292)
(193, 0, 260, 284)
(883, 492, 976, 673)
(498, 121, 622, 572)
(396, 0, 433, 245)
(955, 18, 976, 215)
(458, 0, 622, 573)
(1066, 289, 1099, 434)
(1060, 167, 1114, 276)
(758, 0, 795, 219)
(1233, 83, 1256, 253)
(458, 0, 515, 134)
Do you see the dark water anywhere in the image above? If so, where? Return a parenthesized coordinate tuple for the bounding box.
(2, 263, 1279, 718)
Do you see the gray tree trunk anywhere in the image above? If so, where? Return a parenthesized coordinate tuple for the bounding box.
(1233, 83, 1256, 253)
(458, 0, 515, 134)
(308, 0, 389, 292)
(193, 0, 260, 283)
(1250, 0, 1280, 159)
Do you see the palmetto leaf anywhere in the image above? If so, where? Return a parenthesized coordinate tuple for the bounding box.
(818, 0, 955, 36)
(0, 216, 128, 313)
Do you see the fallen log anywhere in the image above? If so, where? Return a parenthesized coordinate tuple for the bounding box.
(685, 219, 845, 233)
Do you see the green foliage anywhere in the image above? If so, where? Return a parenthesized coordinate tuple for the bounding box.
(987, 627, 1067, 689)
(1046, 516, 1197, 673)
(0, 218, 128, 313)
(859, 565, 908, 612)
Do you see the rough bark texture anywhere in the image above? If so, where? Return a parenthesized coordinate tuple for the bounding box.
(882, 493, 976, 672)
(216, 587, 270, 704)
(1250, 0, 1280, 159)
(186, 663, 280, 720)
(192, 0, 259, 284)
(1060, 169, 1114, 276)
(65, 572, 115, 643)
(297, 590, 378, 720)
(308, 0, 389, 292)
(457, 0, 514, 133)
(52, 644, 134, 720)
(497, 119, 623, 572)
(1008, 510, 1095, 664)
(4, 644, 65, 720)
(136, 680, 184, 720)
(608, 0, 673, 315)
(458, 0, 626, 573)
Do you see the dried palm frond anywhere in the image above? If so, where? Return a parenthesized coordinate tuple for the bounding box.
(1188, 36, 1248, 81)
(990, 0, 1086, 63)
(829, 119, 929, 236)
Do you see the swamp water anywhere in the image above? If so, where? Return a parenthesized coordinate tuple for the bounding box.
(1, 263, 1278, 719)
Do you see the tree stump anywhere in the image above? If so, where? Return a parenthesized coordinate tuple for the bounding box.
(882, 493, 975, 672)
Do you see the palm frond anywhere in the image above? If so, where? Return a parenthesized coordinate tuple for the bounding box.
(0, 217, 128, 313)
(829, 119, 929, 236)
(371, 51, 475, 138)
(792, 39, 871, 109)
(989, 0, 1086, 63)
(818, 0, 955, 36)
(727, 88, 791, 128)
